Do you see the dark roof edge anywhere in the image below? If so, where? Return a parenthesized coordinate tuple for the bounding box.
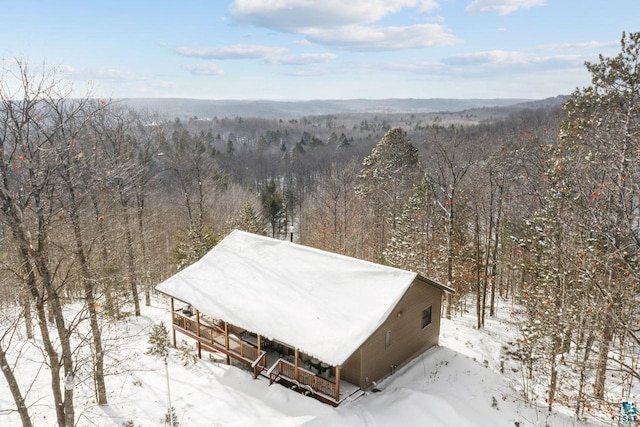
(416, 274, 455, 294)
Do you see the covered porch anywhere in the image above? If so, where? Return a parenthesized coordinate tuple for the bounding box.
(170, 299, 358, 405)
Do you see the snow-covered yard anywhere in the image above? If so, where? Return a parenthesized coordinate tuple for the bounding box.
(0, 298, 617, 426)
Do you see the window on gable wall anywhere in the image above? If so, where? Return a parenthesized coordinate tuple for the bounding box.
(422, 306, 432, 329)
(385, 330, 391, 349)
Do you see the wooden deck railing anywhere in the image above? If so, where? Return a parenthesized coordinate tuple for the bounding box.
(172, 312, 263, 369)
(251, 351, 267, 379)
(173, 312, 339, 401)
(268, 359, 337, 400)
(173, 312, 197, 333)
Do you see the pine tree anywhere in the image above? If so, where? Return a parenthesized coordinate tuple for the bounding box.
(327, 131, 338, 145)
(356, 128, 422, 260)
(146, 322, 170, 358)
(509, 32, 640, 412)
(229, 202, 266, 235)
(175, 226, 220, 271)
(384, 176, 443, 276)
(559, 31, 640, 400)
(261, 179, 284, 238)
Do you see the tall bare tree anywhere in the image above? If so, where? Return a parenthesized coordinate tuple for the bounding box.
(52, 99, 110, 405)
(425, 127, 476, 318)
(0, 313, 32, 427)
(301, 160, 364, 256)
(0, 60, 97, 426)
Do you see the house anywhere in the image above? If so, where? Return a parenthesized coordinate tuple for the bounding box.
(155, 229, 453, 405)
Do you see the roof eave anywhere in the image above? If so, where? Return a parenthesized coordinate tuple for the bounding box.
(416, 274, 455, 294)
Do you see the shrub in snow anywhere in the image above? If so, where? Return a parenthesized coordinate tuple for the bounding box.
(163, 407, 180, 426)
(177, 340, 197, 366)
(491, 396, 499, 410)
(146, 322, 170, 358)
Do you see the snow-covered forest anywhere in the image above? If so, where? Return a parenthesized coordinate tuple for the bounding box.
(1, 32, 639, 426)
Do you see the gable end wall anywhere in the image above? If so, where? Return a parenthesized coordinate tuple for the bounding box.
(344, 279, 443, 389)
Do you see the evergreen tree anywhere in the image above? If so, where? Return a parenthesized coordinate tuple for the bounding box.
(146, 322, 171, 358)
(229, 202, 266, 235)
(327, 131, 338, 145)
(261, 179, 284, 238)
(508, 32, 640, 413)
(559, 31, 640, 400)
(384, 176, 443, 277)
(356, 128, 422, 260)
(175, 226, 220, 271)
(310, 136, 324, 148)
(337, 133, 351, 149)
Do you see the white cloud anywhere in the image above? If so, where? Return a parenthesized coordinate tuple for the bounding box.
(184, 64, 226, 76)
(157, 81, 179, 88)
(229, 0, 431, 31)
(283, 68, 332, 76)
(418, 0, 440, 13)
(378, 61, 445, 73)
(465, 0, 546, 15)
(176, 44, 287, 60)
(177, 43, 337, 66)
(441, 50, 588, 73)
(373, 50, 590, 81)
(443, 50, 529, 66)
(306, 24, 460, 51)
(294, 39, 313, 46)
(228, 0, 452, 52)
(536, 40, 618, 51)
(267, 53, 337, 65)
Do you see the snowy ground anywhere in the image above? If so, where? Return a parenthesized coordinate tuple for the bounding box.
(0, 297, 619, 426)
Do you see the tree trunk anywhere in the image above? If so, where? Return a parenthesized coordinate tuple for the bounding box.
(547, 335, 563, 412)
(488, 213, 500, 318)
(21, 289, 33, 339)
(445, 201, 454, 319)
(489, 173, 503, 317)
(136, 191, 151, 307)
(576, 331, 595, 418)
(41, 262, 75, 427)
(5, 202, 73, 427)
(120, 188, 141, 316)
(594, 321, 613, 400)
(91, 194, 117, 318)
(67, 182, 108, 405)
(33, 279, 66, 426)
(0, 342, 33, 427)
(548, 351, 558, 412)
(474, 208, 482, 329)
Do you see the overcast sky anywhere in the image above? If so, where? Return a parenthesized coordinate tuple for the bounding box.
(2, 0, 637, 100)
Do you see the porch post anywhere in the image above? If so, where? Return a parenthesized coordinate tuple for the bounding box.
(224, 322, 230, 364)
(257, 334, 262, 354)
(294, 348, 299, 381)
(334, 366, 341, 401)
(170, 298, 176, 347)
(196, 309, 202, 359)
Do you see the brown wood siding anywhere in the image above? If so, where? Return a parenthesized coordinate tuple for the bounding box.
(356, 279, 443, 389)
(341, 347, 361, 385)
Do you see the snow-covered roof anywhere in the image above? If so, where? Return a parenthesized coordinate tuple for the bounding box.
(156, 229, 431, 366)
